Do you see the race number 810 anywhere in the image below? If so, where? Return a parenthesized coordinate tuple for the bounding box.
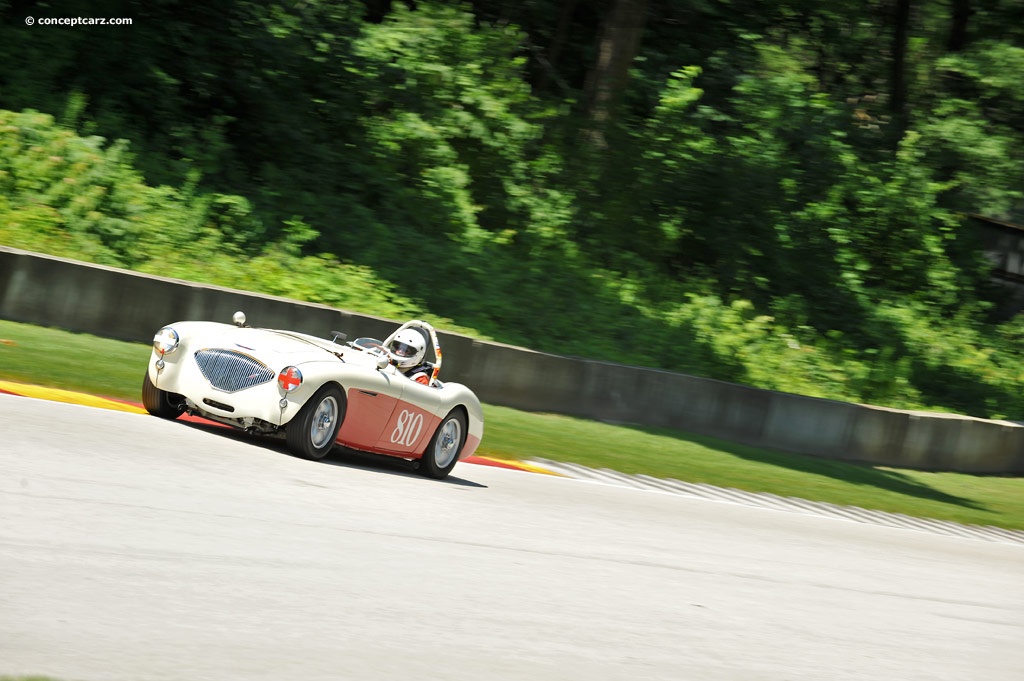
(390, 409, 424, 446)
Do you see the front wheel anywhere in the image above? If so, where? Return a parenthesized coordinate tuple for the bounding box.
(419, 409, 467, 479)
(141, 370, 185, 419)
(287, 385, 346, 460)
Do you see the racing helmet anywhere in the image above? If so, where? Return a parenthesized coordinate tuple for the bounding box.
(387, 328, 426, 369)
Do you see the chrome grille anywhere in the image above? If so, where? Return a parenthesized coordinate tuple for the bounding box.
(194, 349, 275, 393)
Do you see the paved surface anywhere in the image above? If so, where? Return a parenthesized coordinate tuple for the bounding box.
(6, 377, 1020, 545)
(531, 460, 1024, 546)
(0, 379, 554, 476)
(2, 393, 1022, 681)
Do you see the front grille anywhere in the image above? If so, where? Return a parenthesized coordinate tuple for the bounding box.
(194, 349, 275, 393)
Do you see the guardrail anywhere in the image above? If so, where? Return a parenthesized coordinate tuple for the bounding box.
(2, 245, 1022, 473)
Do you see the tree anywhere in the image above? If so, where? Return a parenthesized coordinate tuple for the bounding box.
(948, 0, 971, 51)
(583, 0, 649, 145)
(891, 0, 911, 129)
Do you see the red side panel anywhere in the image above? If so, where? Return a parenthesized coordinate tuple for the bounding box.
(337, 389, 400, 449)
(338, 391, 444, 459)
(375, 403, 441, 457)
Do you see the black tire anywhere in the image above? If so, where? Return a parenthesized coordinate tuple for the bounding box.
(286, 384, 346, 460)
(141, 370, 186, 419)
(419, 409, 467, 479)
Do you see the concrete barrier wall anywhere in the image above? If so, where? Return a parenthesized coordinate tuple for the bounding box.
(3, 245, 1023, 474)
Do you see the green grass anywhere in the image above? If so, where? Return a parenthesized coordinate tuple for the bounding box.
(2, 319, 1023, 530)
(0, 320, 152, 398)
(481, 405, 1024, 529)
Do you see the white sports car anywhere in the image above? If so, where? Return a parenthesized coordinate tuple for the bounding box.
(142, 314, 484, 479)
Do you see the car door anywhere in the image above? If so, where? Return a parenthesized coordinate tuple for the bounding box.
(374, 376, 443, 455)
(335, 367, 403, 450)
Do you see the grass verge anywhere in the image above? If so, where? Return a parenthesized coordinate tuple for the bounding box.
(2, 319, 1022, 530)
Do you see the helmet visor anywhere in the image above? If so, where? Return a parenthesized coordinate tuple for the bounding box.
(391, 341, 417, 358)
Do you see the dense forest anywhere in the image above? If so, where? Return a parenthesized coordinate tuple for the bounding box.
(1, 0, 1023, 418)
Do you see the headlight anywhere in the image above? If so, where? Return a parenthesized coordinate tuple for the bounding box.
(153, 327, 180, 356)
(278, 366, 303, 392)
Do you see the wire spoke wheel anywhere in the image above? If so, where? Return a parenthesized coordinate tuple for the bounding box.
(432, 417, 462, 469)
(420, 410, 467, 479)
(309, 395, 339, 449)
(287, 385, 345, 460)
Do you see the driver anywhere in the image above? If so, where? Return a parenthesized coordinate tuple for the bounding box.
(386, 328, 431, 385)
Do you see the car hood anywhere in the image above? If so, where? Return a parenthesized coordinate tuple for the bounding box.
(168, 321, 368, 368)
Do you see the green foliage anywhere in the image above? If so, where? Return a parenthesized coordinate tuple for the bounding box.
(919, 41, 1024, 218)
(2, 0, 1024, 421)
(0, 109, 474, 334)
(0, 109, 194, 266)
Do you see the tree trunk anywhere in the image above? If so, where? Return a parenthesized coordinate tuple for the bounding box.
(948, 0, 971, 52)
(547, 0, 579, 71)
(363, 0, 392, 23)
(583, 0, 649, 146)
(891, 0, 911, 128)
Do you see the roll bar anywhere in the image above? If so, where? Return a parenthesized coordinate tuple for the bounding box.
(382, 320, 443, 387)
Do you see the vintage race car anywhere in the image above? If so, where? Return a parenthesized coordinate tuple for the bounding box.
(141, 314, 483, 479)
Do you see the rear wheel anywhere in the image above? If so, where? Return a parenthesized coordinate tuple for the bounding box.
(141, 371, 185, 419)
(287, 385, 345, 460)
(419, 409, 467, 479)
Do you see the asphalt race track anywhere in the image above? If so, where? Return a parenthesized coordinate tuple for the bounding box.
(2, 393, 1022, 681)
